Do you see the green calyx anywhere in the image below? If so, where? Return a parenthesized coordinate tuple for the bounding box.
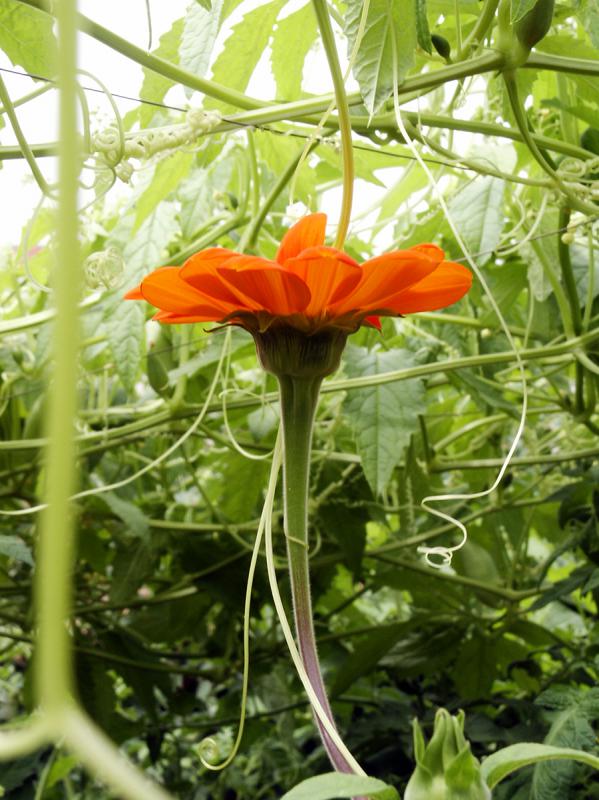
(404, 710, 492, 800)
(252, 325, 349, 379)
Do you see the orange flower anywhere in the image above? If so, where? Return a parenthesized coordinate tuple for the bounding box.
(125, 213, 472, 336)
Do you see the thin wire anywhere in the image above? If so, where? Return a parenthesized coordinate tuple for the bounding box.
(0, 65, 567, 180)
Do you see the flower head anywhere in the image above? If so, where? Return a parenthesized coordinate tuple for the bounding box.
(126, 213, 471, 333)
(125, 213, 472, 377)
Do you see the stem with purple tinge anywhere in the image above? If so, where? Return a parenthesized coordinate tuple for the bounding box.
(278, 373, 362, 778)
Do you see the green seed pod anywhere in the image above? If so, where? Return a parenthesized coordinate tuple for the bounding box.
(514, 0, 555, 50)
(431, 34, 451, 61)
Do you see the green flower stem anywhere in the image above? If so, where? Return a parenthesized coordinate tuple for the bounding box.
(311, 0, 354, 248)
(0, 75, 51, 195)
(278, 374, 358, 775)
(456, 0, 499, 59)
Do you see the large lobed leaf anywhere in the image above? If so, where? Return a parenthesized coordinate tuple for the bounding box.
(344, 0, 417, 115)
(343, 346, 426, 497)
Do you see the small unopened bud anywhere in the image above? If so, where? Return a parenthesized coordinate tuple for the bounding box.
(405, 709, 491, 800)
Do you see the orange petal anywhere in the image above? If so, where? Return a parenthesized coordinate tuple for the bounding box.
(124, 285, 144, 300)
(276, 213, 327, 264)
(218, 256, 311, 315)
(139, 266, 238, 317)
(331, 248, 442, 315)
(382, 261, 473, 314)
(283, 246, 361, 316)
(180, 247, 241, 305)
(153, 309, 229, 324)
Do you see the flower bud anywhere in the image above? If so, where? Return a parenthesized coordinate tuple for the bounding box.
(405, 709, 491, 800)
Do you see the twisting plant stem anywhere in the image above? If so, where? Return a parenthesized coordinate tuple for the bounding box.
(311, 0, 354, 248)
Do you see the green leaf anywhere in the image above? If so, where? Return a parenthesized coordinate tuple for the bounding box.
(122, 200, 180, 288)
(110, 541, 154, 604)
(453, 633, 498, 699)
(195, 0, 212, 9)
(107, 300, 145, 395)
(0, 534, 33, 565)
(134, 151, 194, 231)
(343, 346, 426, 496)
(532, 686, 599, 799)
(219, 455, 268, 522)
(98, 492, 150, 539)
(0, 0, 57, 76)
(331, 621, 413, 696)
(578, 0, 599, 48)
(138, 16, 184, 128)
(345, 0, 417, 114)
(206, 0, 286, 112)
(271, 3, 318, 100)
(481, 743, 599, 789)
(180, 0, 224, 97)
(448, 177, 505, 262)
(178, 174, 213, 244)
(415, 0, 433, 53)
(46, 755, 79, 789)
(281, 772, 399, 800)
(511, 0, 538, 23)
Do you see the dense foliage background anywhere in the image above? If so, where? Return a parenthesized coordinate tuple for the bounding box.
(1, 0, 599, 797)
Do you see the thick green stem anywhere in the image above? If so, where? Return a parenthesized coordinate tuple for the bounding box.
(311, 0, 354, 248)
(457, 0, 499, 58)
(34, 0, 80, 713)
(278, 374, 358, 775)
